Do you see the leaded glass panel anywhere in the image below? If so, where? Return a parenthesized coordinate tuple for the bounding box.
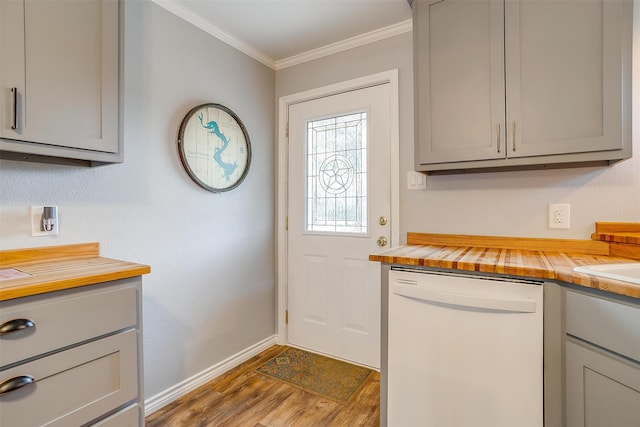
(306, 112, 367, 234)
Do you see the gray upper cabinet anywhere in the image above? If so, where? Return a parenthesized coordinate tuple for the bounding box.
(414, 0, 632, 173)
(0, 0, 121, 165)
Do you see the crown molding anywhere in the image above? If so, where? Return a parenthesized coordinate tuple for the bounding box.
(149, 0, 277, 69)
(149, 0, 411, 71)
(275, 19, 412, 70)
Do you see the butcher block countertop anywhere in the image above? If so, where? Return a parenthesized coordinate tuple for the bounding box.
(0, 243, 150, 301)
(370, 223, 640, 299)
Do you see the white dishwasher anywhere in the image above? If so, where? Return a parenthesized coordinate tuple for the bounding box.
(388, 268, 543, 427)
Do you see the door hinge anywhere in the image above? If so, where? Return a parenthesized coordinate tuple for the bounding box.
(285, 216, 288, 230)
(285, 310, 289, 324)
(286, 122, 289, 138)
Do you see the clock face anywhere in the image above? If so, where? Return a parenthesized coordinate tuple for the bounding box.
(178, 104, 251, 192)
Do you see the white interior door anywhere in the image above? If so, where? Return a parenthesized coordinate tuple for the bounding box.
(287, 83, 391, 369)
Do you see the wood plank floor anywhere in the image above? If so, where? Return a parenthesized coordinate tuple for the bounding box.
(146, 345, 380, 426)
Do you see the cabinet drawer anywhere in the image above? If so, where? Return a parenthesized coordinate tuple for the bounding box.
(0, 282, 137, 367)
(565, 290, 640, 362)
(0, 329, 138, 427)
(92, 404, 140, 427)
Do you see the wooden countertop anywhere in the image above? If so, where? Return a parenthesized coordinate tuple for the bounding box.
(0, 243, 151, 301)
(370, 228, 640, 299)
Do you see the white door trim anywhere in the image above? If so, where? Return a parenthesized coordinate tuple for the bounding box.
(276, 69, 400, 345)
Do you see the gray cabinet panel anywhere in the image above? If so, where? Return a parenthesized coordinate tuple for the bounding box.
(0, 278, 144, 426)
(413, 0, 632, 173)
(505, 0, 625, 157)
(0, 0, 121, 164)
(92, 404, 140, 427)
(0, 282, 138, 367)
(414, 0, 505, 164)
(565, 340, 640, 427)
(0, 330, 138, 427)
(565, 290, 640, 362)
(563, 288, 640, 427)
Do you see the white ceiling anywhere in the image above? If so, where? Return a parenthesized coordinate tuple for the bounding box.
(150, 0, 413, 69)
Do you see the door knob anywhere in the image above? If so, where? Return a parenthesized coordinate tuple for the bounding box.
(377, 236, 388, 247)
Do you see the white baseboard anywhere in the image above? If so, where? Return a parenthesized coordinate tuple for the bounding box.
(144, 334, 278, 416)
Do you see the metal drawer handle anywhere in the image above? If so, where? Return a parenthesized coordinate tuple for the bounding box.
(0, 318, 35, 335)
(0, 375, 35, 396)
(10, 87, 17, 130)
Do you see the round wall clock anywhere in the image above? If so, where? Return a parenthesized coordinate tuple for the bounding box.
(177, 103, 251, 192)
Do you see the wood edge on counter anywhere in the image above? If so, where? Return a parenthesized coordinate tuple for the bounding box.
(0, 242, 100, 268)
(372, 232, 640, 299)
(0, 243, 150, 301)
(406, 232, 611, 255)
(609, 242, 640, 260)
(0, 263, 151, 301)
(592, 222, 640, 246)
(595, 222, 640, 234)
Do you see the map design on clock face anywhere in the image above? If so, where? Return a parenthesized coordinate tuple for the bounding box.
(180, 105, 250, 191)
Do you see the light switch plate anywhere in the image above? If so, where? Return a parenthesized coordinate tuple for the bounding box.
(31, 206, 59, 236)
(407, 171, 427, 190)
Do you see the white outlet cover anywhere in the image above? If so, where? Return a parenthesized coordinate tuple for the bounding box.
(548, 203, 570, 229)
(31, 206, 59, 236)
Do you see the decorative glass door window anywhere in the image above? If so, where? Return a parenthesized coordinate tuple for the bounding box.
(305, 112, 368, 234)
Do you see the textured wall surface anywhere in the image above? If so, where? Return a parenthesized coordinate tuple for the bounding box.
(0, 0, 276, 399)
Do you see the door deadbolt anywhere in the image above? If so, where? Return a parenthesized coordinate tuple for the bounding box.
(379, 216, 388, 226)
(377, 236, 388, 247)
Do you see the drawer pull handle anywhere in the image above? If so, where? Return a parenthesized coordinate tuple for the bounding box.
(0, 375, 34, 395)
(0, 318, 35, 335)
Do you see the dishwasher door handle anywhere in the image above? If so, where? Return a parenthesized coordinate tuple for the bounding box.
(391, 283, 537, 313)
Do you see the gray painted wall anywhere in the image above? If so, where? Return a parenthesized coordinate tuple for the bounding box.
(276, 9, 640, 241)
(0, 0, 275, 399)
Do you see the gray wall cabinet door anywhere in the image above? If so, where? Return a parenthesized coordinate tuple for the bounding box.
(505, 0, 626, 158)
(414, 0, 506, 164)
(0, 0, 121, 163)
(413, 0, 632, 172)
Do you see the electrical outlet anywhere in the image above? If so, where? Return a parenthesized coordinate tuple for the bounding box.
(31, 206, 59, 236)
(548, 203, 570, 229)
(407, 171, 427, 190)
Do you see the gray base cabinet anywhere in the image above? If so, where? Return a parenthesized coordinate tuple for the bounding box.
(566, 340, 640, 427)
(413, 0, 632, 173)
(0, 0, 121, 165)
(0, 278, 144, 426)
(564, 289, 640, 427)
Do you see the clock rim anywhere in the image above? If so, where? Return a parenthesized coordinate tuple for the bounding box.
(177, 103, 252, 193)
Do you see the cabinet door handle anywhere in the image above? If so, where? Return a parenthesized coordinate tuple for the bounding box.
(0, 375, 35, 396)
(10, 87, 18, 130)
(0, 318, 35, 335)
(512, 120, 517, 152)
(496, 123, 501, 153)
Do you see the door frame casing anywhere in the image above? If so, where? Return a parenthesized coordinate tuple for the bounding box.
(276, 70, 400, 345)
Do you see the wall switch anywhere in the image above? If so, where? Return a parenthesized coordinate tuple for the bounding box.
(407, 171, 427, 190)
(31, 206, 59, 236)
(548, 203, 570, 229)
